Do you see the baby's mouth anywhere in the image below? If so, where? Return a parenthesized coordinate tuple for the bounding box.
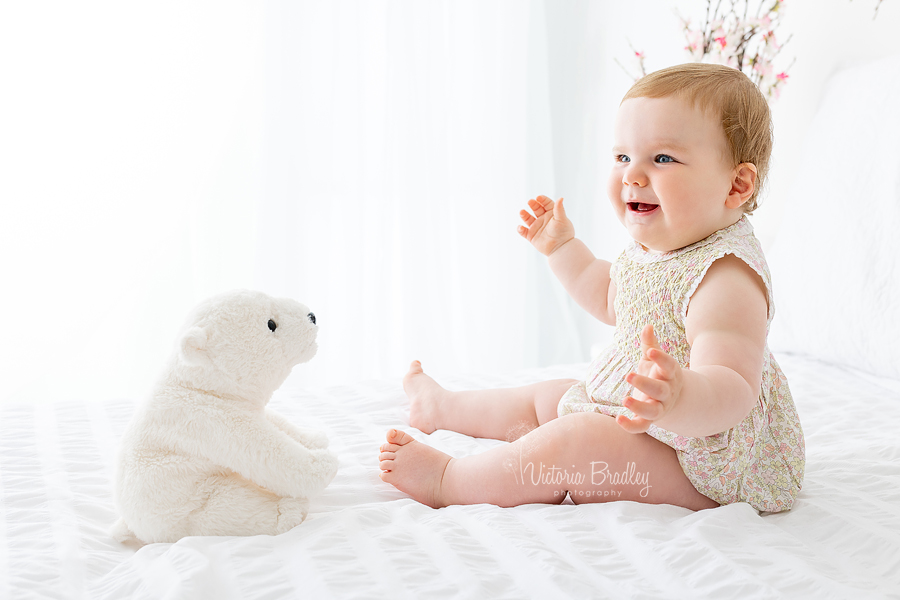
(627, 202, 659, 214)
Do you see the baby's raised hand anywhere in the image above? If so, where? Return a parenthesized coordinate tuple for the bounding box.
(617, 325, 684, 434)
(517, 195, 575, 256)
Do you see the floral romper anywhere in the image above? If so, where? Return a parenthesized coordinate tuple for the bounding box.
(558, 217, 805, 512)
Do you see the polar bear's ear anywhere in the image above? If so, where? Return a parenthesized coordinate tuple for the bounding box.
(179, 326, 210, 367)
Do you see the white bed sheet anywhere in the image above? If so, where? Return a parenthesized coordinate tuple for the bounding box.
(1, 354, 899, 599)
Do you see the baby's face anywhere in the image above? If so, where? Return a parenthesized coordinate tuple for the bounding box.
(607, 95, 742, 253)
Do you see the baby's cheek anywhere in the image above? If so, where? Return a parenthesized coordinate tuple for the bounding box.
(606, 172, 625, 216)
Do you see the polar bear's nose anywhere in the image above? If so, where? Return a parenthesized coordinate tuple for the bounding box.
(308, 312, 316, 325)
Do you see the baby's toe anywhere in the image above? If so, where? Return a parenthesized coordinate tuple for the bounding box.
(386, 428, 416, 446)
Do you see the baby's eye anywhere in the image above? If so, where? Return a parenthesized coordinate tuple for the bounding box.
(615, 154, 630, 163)
(655, 154, 676, 163)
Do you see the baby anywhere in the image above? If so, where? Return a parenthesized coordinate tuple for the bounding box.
(378, 63, 805, 513)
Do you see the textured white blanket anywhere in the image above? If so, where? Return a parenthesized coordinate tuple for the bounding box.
(1, 354, 898, 599)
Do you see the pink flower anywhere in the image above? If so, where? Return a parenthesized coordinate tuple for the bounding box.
(627, 0, 791, 102)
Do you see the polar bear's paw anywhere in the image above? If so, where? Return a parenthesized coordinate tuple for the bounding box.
(309, 448, 339, 488)
(302, 429, 330, 449)
(275, 496, 309, 534)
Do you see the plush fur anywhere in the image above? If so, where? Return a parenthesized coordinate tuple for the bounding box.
(112, 289, 338, 544)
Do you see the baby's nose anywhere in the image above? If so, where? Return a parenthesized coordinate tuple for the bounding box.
(624, 171, 647, 188)
(308, 312, 316, 325)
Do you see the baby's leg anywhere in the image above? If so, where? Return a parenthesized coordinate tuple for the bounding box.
(379, 412, 718, 511)
(404, 361, 577, 441)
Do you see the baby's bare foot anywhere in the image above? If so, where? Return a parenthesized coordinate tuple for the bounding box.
(403, 361, 447, 434)
(378, 429, 453, 508)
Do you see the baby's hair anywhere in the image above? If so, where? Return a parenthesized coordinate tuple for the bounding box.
(622, 63, 773, 213)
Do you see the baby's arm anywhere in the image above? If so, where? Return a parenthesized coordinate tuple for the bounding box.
(618, 255, 767, 438)
(518, 196, 616, 325)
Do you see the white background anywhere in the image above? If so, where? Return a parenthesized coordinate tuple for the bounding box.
(1, 0, 896, 405)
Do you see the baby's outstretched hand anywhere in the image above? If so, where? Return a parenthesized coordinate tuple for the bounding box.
(617, 325, 684, 434)
(517, 195, 575, 256)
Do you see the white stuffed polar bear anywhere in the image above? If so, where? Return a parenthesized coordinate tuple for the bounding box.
(113, 289, 338, 544)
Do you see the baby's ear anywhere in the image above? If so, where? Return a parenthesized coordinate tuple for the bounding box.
(179, 326, 211, 367)
(727, 163, 758, 208)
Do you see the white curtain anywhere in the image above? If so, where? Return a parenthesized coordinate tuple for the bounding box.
(0, 1, 266, 404)
(0, 0, 617, 404)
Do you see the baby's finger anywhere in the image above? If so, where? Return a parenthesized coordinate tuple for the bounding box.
(646, 347, 679, 380)
(626, 372, 669, 402)
(528, 198, 548, 217)
(535, 195, 554, 209)
(553, 197, 566, 221)
(519, 209, 535, 226)
(639, 324, 661, 357)
(623, 395, 665, 421)
(615, 413, 651, 434)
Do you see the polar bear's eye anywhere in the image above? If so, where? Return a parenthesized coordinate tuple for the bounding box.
(267, 319, 277, 332)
